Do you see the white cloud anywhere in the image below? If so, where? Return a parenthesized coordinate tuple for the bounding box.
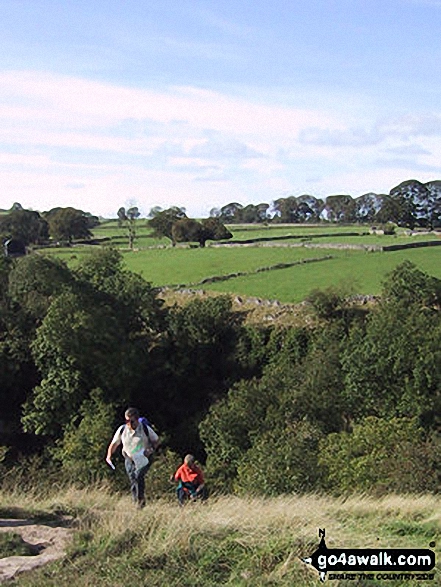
(0, 70, 441, 216)
(386, 144, 431, 156)
(0, 71, 335, 137)
(299, 126, 384, 147)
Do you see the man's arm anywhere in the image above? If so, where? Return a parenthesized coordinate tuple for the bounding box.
(106, 441, 119, 468)
(106, 429, 122, 467)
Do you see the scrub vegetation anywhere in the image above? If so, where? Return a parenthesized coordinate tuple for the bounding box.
(1, 486, 440, 586)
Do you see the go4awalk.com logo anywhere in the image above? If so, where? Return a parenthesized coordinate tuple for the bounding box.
(302, 529, 436, 582)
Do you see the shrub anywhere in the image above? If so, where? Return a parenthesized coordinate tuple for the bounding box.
(51, 389, 119, 486)
(318, 416, 441, 494)
(306, 287, 344, 320)
(381, 222, 396, 235)
(234, 420, 324, 496)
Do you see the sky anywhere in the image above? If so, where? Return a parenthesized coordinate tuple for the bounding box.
(1, 0, 441, 218)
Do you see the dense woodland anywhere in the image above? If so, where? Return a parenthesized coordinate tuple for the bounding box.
(1, 244, 441, 496)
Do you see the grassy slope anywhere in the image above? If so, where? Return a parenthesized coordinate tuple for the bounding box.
(2, 486, 440, 586)
(122, 246, 345, 287)
(39, 225, 441, 304)
(202, 247, 441, 303)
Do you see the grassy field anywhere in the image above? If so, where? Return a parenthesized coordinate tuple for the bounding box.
(202, 247, 441, 303)
(36, 222, 441, 306)
(40, 237, 441, 304)
(93, 221, 441, 246)
(1, 486, 439, 586)
(122, 246, 347, 288)
(92, 221, 368, 239)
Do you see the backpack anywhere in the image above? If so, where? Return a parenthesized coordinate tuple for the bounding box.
(140, 417, 154, 443)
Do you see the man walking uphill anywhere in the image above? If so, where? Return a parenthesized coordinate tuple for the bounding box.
(106, 407, 159, 508)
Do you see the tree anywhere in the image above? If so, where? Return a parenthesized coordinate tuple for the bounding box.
(296, 195, 324, 222)
(171, 217, 232, 247)
(209, 207, 221, 218)
(3, 255, 74, 428)
(375, 194, 404, 224)
(171, 218, 204, 246)
(199, 379, 269, 490)
(238, 203, 270, 223)
(84, 212, 100, 229)
(306, 287, 346, 320)
(277, 323, 347, 434)
(46, 207, 92, 243)
(51, 388, 118, 484)
(235, 420, 324, 495)
(8, 254, 73, 322)
(272, 196, 299, 223)
(201, 217, 232, 244)
(75, 247, 165, 333)
(117, 206, 140, 249)
(0, 209, 49, 245)
(354, 193, 382, 223)
(0, 255, 38, 428)
(219, 202, 243, 224)
(342, 262, 441, 423)
(324, 195, 356, 223)
(200, 324, 337, 492)
(389, 180, 420, 229)
(22, 248, 165, 437)
(381, 260, 441, 308)
(151, 295, 244, 458)
(425, 181, 441, 228)
(148, 207, 187, 245)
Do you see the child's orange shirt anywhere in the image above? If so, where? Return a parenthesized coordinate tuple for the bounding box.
(174, 463, 204, 486)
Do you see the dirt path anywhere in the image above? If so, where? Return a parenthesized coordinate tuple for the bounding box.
(0, 519, 72, 583)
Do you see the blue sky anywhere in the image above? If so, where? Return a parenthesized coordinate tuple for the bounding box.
(1, 0, 441, 218)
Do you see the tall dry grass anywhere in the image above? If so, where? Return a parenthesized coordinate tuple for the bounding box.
(1, 486, 440, 586)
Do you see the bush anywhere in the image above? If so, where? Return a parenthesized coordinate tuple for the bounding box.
(318, 416, 441, 494)
(51, 389, 119, 486)
(200, 379, 274, 493)
(234, 420, 324, 496)
(381, 222, 396, 235)
(143, 449, 183, 500)
(306, 287, 344, 320)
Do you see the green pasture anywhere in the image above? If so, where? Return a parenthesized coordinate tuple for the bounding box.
(224, 224, 439, 245)
(40, 240, 441, 304)
(93, 220, 441, 247)
(202, 246, 441, 303)
(93, 221, 369, 244)
(291, 233, 440, 246)
(40, 221, 441, 304)
(39, 247, 95, 267)
(122, 246, 345, 286)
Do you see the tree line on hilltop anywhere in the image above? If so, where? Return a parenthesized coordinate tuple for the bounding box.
(2, 178, 441, 251)
(209, 178, 441, 227)
(1, 247, 441, 495)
